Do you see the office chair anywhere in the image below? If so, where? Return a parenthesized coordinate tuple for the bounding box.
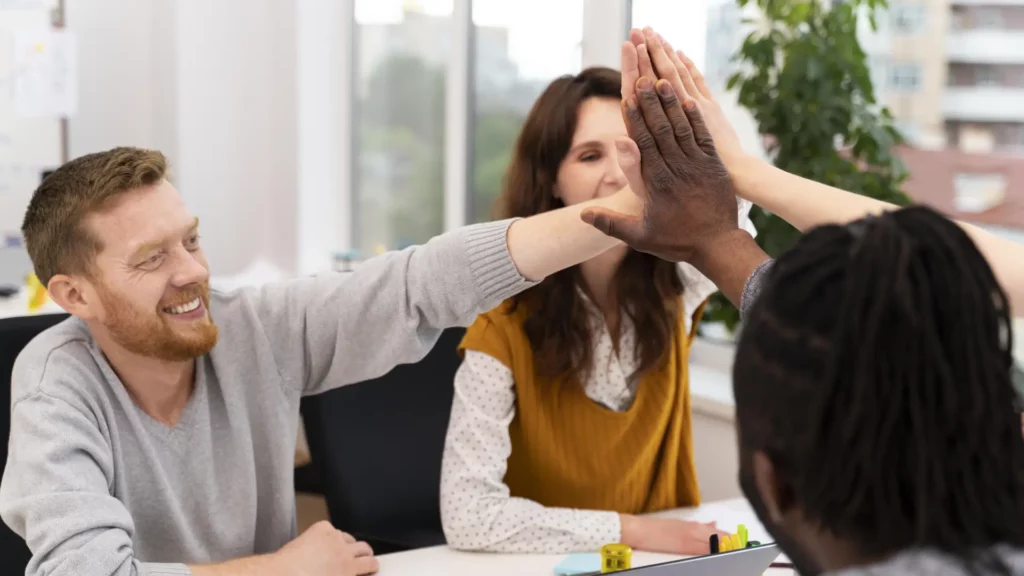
(300, 327, 466, 555)
(1, 312, 70, 572)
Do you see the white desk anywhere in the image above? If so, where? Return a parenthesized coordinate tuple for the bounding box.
(376, 499, 792, 576)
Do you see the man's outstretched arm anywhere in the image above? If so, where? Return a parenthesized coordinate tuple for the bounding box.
(250, 186, 643, 397)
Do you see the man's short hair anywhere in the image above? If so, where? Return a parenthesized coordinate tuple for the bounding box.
(22, 147, 168, 286)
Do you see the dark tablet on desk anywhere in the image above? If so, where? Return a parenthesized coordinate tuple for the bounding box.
(620, 543, 783, 576)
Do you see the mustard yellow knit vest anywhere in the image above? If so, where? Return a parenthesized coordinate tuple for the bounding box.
(458, 299, 705, 514)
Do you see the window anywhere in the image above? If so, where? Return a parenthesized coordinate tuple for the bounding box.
(890, 3, 926, 33)
(976, 7, 1004, 30)
(631, 1, 705, 69)
(976, 66, 1000, 87)
(889, 63, 921, 91)
(954, 172, 1006, 213)
(353, 0, 452, 252)
(468, 0, 583, 222)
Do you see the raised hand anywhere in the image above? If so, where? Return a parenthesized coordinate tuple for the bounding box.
(582, 74, 741, 266)
(624, 28, 747, 168)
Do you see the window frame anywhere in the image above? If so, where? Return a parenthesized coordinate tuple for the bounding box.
(342, 0, 651, 244)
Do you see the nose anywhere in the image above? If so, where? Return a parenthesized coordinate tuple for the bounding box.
(169, 246, 209, 288)
(604, 157, 628, 190)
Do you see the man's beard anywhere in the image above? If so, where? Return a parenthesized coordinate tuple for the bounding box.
(739, 457, 823, 576)
(98, 281, 218, 362)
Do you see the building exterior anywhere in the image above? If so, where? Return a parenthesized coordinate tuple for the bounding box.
(863, 0, 1024, 156)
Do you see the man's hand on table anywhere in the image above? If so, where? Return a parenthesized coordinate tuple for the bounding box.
(273, 521, 378, 576)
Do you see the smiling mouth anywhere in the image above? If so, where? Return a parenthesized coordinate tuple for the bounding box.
(162, 297, 202, 315)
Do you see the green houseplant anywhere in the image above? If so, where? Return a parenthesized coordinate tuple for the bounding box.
(703, 0, 911, 333)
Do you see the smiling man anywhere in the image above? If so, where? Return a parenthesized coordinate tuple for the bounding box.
(0, 146, 643, 576)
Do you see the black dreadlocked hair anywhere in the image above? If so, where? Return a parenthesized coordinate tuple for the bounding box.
(733, 205, 1024, 570)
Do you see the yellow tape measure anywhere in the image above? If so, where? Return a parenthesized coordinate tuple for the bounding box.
(601, 543, 632, 573)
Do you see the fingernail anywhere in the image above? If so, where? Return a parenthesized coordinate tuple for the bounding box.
(615, 141, 632, 155)
(626, 96, 638, 110)
(683, 98, 697, 110)
(643, 26, 654, 37)
(657, 80, 673, 96)
(637, 77, 654, 91)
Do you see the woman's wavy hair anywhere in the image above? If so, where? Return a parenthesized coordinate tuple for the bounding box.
(497, 66, 684, 380)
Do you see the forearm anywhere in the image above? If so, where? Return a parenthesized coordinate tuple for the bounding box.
(443, 492, 620, 553)
(188, 555, 280, 576)
(442, 355, 620, 554)
(731, 155, 896, 231)
(507, 189, 638, 281)
(732, 155, 1024, 315)
(690, 229, 770, 309)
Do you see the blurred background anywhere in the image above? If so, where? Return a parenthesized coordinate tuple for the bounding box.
(1, 0, 1022, 350)
(1, 0, 1023, 515)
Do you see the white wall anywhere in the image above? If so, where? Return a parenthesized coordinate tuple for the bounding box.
(65, 0, 162, 154)
(65, 0, 307, 276)
(0, 1, 62, 236)
(174, 0, 299, 275)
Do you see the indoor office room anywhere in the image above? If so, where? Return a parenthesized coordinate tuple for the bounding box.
(3, 0, 1024, 575)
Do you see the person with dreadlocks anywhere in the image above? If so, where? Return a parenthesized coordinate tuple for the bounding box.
(577, 27, 1024, 576)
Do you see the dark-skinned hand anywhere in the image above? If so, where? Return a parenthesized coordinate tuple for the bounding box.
(580, 72, 743, 267)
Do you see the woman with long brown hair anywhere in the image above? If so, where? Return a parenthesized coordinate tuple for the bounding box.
(439, 66, 755, 555)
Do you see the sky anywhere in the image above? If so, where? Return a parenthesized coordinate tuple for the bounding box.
(354, 0, 709, 80)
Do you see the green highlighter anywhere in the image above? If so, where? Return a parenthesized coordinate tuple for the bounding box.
(738, 524, 749, 548)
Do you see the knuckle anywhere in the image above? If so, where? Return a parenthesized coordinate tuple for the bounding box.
(660, 88, 680, 105)
(652, 121, 675, 140)
(671, 118, 693, 140)
(650, 168, 677, 192)
(633, 131, 657, 152)
(639, 89, 661, 108)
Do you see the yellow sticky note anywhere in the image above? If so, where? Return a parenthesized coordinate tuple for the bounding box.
(26, 273, 47, 311)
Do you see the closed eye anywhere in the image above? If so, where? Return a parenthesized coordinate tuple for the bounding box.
(138, 253, 165, 270)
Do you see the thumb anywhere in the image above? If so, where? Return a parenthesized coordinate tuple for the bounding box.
(581, 207, 646, 246)
(614, 138, 645, 198)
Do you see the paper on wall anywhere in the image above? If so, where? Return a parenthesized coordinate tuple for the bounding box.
(13, 27, 77, 118)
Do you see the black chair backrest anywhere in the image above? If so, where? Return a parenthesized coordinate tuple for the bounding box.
(1, 313, 70, 571)
(300, 327, 466, 555)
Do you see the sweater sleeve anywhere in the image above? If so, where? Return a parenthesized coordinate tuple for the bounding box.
(247, 219, 537, 396)
(0, 391, 191, 576)
(739, 259, 775, 322)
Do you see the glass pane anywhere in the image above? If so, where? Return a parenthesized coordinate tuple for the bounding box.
(469, 0, 584, 223)
(354, 0, 452, 253)
(631, 0, 708, 71)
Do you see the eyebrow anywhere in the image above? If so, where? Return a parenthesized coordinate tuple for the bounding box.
(568, 140, 603, 155)
(128, 217, 200, 262)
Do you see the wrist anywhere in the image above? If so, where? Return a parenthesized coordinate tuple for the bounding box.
(691, 229, 770, 307)
(618, 513, 642, 547)
(726, 153, 769, 202)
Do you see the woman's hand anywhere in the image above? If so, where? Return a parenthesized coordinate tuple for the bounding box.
(621, 27, 749, 171)
(620, 514, 731, 556)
